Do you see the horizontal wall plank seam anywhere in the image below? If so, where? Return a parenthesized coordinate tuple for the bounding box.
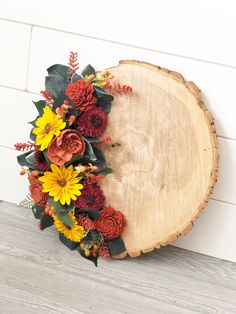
(1, 17, 236, 71)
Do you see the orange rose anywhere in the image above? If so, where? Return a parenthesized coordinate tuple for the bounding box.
(95, 206, 126, 239)
(47, 129, 85, 165)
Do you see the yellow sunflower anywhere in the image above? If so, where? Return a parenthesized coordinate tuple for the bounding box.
(38, 164, 83, 205)
(52, 212, 85, 242)
(33, 106, 66, 151)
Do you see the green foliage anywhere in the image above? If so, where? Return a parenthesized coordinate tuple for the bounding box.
(47, 64, 69, 78)
(77, 230, 101, 266)
(45, 75, 68, 98)
(84, 138, 97, 161)
(100, 167, 113, 176)
(18, 194, 35, 209)
(47, 197, 75, 213)
(40, 213, 54, 230)
(54, 210, 74, 228)
(77, 245, 98, 267)
(32, 100, 47, 116)
(94, 86, 114, 103)
(29, 128, 36, 141)
(32, 204, 44, 219)
(17, 150, 38, 170)
(106, 237, 126, 256)
(59, 232, 79, 250)
(71, 73, 83, 82)
(82, 64, 96, 77)
(98, 100, 112, 114)
(92, 146, 107, 172)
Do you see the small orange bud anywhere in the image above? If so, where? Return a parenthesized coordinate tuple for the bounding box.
(55, 107, 62, 114)
(85, 249, 91, 257)
(20, 170, 25, 175)
(88, 74, 95, 81)
(101, 70, 109, 77)
(93, 243, 99, 251)
(31, 170, 39, 177)
(48, 210, 53, 216)
(91, 165, 98, 171)
(68, 115, 76, 125)
(80, 242, 85, 249)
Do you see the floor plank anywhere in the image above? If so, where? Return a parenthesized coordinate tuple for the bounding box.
(0, 201, 236, 314)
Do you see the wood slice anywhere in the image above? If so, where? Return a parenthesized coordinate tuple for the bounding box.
(100, 60, 219, 258)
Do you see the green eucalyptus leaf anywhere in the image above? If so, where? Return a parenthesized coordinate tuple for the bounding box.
(32, 204, 44, 219)
(55, 210, 74, 227)
(94, 86, 114, 103)
(84, 139, 97, 161)
(25, 151, 37, 167)
(71, 73, 83, 82)
(30, 128, 36, 141)
(28, 116, 39, 127)
(45, 75, 68, 98)
(32, 100, 47, 116)
(98, 100, 112, 114)
(92, 146, 107, 172)
(106, 237, 126, 256)
(48, 197, 75, 212)
(40, 213, 54, 230)
(100, 167, 113, 176)
(47, 64, 70, 79)
(82, 64, 96, 77)
(17, 150, 37, 169)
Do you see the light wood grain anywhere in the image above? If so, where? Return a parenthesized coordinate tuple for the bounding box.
(100, 61, 218, 257)
(0, 202, 236, 314)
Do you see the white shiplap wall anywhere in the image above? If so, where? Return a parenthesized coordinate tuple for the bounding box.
(0, 0, 236, 262)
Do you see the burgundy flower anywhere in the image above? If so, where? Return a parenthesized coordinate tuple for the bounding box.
(75, 184, 105, 210)
(66, 80, 97, 112)
(34, 146, 49, 172)
(77, 108, 107, 138)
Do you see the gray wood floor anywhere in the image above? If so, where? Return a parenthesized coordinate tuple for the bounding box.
(0, 201, 236, 314)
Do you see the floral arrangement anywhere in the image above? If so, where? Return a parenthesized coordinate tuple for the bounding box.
(15, 52, 132, 266)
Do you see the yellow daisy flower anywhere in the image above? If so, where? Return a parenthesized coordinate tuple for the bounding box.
(38, 164, 83, 205)
(52, 212, 85, 242)
(33, 106, 66, 151)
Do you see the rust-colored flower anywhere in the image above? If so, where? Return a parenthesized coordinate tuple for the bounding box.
(77, 108, 108, 138)
(66, 80, 97, 112)
(95, 206, 126, 239)
(30, 178, 48, 206)
(47, 129, 85, 165)
(76, 213, 95, 230)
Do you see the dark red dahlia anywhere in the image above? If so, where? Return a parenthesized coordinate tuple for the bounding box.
(75, 184, 105, 210)
(76, 108, 107, 138)
(34, 146, 49, 172)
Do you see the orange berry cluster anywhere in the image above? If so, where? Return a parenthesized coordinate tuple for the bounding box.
(80, 241, 99, 258)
